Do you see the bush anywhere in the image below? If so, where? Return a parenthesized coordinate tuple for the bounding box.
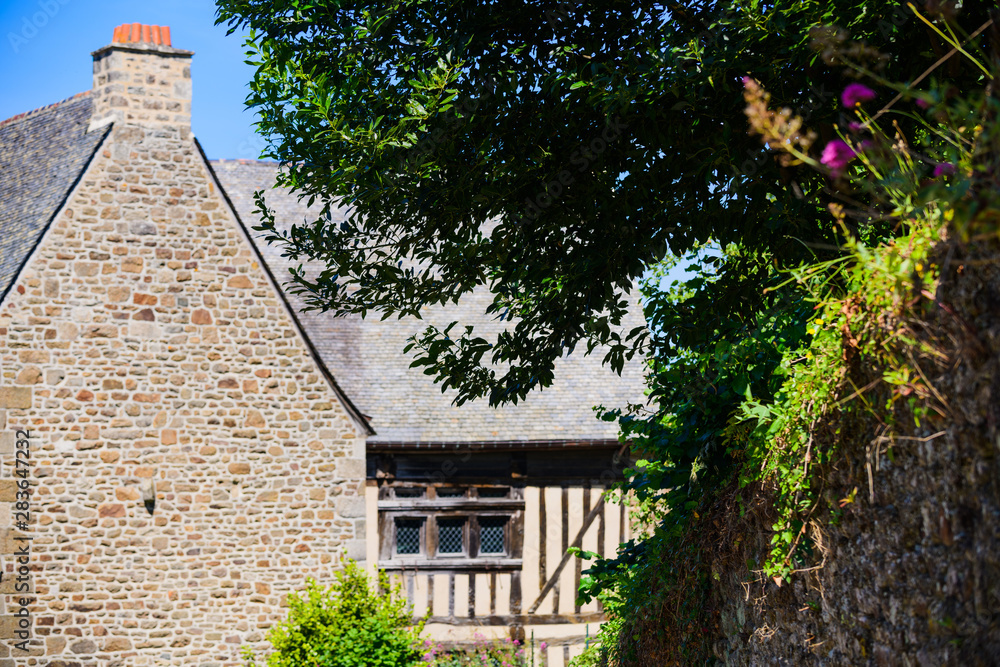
(243, 562, 424, 667)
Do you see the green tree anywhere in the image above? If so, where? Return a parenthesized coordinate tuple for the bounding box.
(244, 563, 424, 667)
(214, 0, 991, 406)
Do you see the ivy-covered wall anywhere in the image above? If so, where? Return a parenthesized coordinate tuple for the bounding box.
(711, 238, 1000, 664)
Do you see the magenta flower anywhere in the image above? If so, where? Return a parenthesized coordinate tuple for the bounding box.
(916, 98, 931, 109)
(933, 162, 956, 177)
(842, 83, 876, 108)
(821, 140, 856, 178)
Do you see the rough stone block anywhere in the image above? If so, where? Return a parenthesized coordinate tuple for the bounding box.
(18, 350, 48, 364)
(84, 324, 118, 338)
(14, 367, 41, 385)
(107, 286, 131, 302)
(0, 528, 29, 554)
(0, 481, 16, 503)
(128, 321, 161, 339)
(0, 433, 15, 455)
(246, 410, 266, 427)
(345, 539, 367, 561)
(74, 262, 99, 277)
(0, 388, 31, 410)
(115, 487, 140, 501)
(121, 257, 144, 273)
(0, 616, 16, 640)
(69, 638, 98, 654)
(336, 496, 366, 518)
(339, 458, 366, 479)
(129, 221, 158, 235)
(98, 503, 126, 518)
(191, 309, 212, 324)
(0, 576, 33, 595)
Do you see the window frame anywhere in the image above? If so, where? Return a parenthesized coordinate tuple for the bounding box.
(377, 483, 524, 569)
(392, 516, 426, 557)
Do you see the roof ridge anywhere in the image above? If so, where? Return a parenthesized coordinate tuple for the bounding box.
(0, 91, 91, 130)
(210, 158, 282, 166)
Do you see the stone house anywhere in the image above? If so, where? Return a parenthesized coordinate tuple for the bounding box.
(0, 24, 645, 666)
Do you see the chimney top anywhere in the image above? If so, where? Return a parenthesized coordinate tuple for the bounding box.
(112, 23, 171, 47)
(89, 24, 193, 133)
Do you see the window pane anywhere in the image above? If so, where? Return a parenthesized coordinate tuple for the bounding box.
(396, 519, 422, 555)
(479, 517, 506, 554)
(478, 487, 509, 498)
(395, 487, 424, 499)
(437, 518, 465, 554)
(437, 487, 465, 498)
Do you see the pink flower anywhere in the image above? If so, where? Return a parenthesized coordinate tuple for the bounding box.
(842, 83, 876, 108)
(916, 98, 931, 109)
(848, 121, 865, 132)
(933, 162, 956, 177)
(821, 140, 856, 178)
(540, 641, 548, 650)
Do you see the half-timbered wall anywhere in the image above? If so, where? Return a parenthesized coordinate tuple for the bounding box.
(365, 446, 631, 666)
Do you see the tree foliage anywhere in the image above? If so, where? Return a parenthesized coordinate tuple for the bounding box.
(215, 0, 991, 406)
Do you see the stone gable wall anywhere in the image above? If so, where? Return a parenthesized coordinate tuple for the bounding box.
(0, 110, 366, 664)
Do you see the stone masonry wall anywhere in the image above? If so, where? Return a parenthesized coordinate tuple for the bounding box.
(707, 240, 1000, 666)
(0, 47, 367, 663)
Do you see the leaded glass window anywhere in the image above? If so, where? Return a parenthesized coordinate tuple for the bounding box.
(437, 518, 465, 554)
(479, 516, 506, 554)
(395, 519, 422, 555)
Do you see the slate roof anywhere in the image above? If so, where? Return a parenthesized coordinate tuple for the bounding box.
(211, 160, 649, 444)
(0, 92, 110, 302)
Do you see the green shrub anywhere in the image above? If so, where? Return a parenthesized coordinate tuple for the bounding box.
(243, 562, 424, 667)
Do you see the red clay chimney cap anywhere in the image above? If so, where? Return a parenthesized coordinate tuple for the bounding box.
(112, 23, 171, 47)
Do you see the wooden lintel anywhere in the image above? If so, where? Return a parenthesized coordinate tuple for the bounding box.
(379, 559, 523, 572)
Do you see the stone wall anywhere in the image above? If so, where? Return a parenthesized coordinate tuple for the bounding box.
(707, 240, 1000, 666)
(0, 39, 367, 665)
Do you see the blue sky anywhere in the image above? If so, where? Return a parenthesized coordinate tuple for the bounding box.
(0, 0, 258, 159)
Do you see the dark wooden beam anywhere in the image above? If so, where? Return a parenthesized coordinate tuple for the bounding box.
(526, 496, 605, 615)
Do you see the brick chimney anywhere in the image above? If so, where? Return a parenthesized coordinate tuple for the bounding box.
(89, 23, 194, 134)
